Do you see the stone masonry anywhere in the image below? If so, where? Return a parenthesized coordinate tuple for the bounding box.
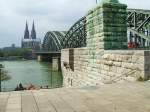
(86, 0, 127, 50)
(61, 0, 150, 87)
(61, 49, 150, 87)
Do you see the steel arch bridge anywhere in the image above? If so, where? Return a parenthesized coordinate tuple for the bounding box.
(42, 18, 86, 51)
(42, 9, 150, 52)
(62, 17, 86, 49)
(42, 31, 66, 51)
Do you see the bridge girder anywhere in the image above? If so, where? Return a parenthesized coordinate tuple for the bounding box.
(43, 9, 150, 52)
(62, 17, 86, 49)
(127, 9, 150, 47)
(42, 31, 66, 52)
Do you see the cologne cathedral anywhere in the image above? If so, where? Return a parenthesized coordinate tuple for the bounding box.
(21, 21, 41, 50)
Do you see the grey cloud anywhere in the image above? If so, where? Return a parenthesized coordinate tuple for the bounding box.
(0, 0, 150, 48)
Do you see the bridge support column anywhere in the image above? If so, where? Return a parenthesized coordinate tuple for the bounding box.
(86, 0, 127, 50)
(129, 32, 133, 43)
(52, 57, 61, 71)
(138, 37, 142, 47)
(134, 34, 139, 47)
(37, 55, 42, 62)
(142, 38, 146, 47)
(37, 55, 52, 62)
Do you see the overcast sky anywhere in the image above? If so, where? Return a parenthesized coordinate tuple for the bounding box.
(0, 0, 150, 48)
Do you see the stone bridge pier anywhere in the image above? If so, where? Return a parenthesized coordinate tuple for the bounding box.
(61, 0, 150, 87)
(36, 52, 61, 71)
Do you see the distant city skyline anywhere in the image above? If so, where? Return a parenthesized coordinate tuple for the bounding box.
(0, 0, 150, 48)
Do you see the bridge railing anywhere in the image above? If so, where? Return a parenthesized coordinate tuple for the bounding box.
(127, 9, 150, 48)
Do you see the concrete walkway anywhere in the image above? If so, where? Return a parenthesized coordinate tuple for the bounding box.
(0, 82, 150, 112)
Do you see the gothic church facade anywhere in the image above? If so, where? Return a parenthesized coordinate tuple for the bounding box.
(21, 21, 41, 50)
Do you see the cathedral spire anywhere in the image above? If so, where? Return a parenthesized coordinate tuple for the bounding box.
(24, 21, 29, 39)
(31, 20, 36, 39)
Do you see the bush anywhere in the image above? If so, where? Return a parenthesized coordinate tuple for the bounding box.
(137, 76, 144, 81)
(136, 76, 150, 82)
(0, 50, 4, 57)
(1, 69, 10, 81)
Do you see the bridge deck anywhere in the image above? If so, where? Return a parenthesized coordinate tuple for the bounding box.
(0, 82, 150, 112)
(35, 51, 61, 54)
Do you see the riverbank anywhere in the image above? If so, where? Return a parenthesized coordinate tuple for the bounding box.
(1, 76, 10, 81)
(1, 74, 10, 81)
(0, 64, 10, 81)
(0, 56, 24, 61)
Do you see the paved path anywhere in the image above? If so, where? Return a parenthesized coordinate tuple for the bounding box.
(0, 82, 150, 112)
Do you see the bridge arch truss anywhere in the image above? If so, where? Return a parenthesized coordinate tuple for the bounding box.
(62, 17, 86, 49)
(42, 31, 66, 51)
(43, 8, 150, 52)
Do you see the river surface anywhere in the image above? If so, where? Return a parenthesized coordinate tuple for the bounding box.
(0, 60, 63, 91)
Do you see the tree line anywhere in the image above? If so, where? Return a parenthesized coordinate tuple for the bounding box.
(0, 48, 32, 57)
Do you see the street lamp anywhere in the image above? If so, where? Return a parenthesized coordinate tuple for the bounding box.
(0, 64, 4, 92)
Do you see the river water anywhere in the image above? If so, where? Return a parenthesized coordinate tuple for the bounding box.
(0, 60, 63, 91)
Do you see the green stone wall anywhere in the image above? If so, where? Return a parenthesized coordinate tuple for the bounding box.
(86, 2, 127, 50)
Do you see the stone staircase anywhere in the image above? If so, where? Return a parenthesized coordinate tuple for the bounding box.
(0, 82, 150, 112)
(105, 70, 137, 84)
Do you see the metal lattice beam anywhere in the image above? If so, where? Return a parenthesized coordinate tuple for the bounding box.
(42, 8, 150, 51)
(62, 17, 86, 49)
(42, 31, 66, 51)
(127, 9, 150, 47)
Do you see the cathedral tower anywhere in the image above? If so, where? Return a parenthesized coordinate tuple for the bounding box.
(22, 20, 40, 50)
(24, 21, 29, 39)
(31, 21, 36, 39)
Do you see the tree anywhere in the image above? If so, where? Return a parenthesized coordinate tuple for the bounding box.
(0, 50, 4, 57)
(2, 48, 31, 57)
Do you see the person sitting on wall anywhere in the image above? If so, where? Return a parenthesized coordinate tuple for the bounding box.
(15, 85, 19, 91)
(128, 42, 135, 48)
(19, 83, 24, 90)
